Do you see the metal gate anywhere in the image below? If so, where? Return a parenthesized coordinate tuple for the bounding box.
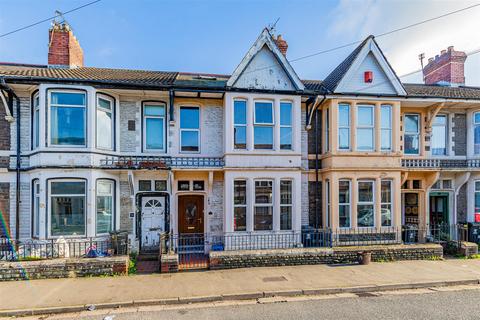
(172, 233, 209, 271)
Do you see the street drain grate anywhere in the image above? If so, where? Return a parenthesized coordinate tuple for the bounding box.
(355, 292, 379, 298)
(262, 276, 288, 282)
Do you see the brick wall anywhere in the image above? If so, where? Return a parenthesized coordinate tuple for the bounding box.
(307, 109, 321, 155)
(0, 183, 10, 237)
(119, 99, 139, 153)
(452, 114, 466, 156)
(0, 98, 10, 154)
(308, 181, 322, 227)
(457, 184, 467, 223)
(48, 25, 84, 67)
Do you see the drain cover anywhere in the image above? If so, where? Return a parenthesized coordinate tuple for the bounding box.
(262, 276, 288, 282)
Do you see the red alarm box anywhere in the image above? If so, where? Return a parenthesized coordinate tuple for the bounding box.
(475, 213, 480, 223)
(364, 71, 373, 83)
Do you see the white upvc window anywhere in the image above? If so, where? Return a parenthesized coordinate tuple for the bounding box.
(96, 94, 114, 150)
(280, 180, 293, 230)
(381, 180, 393, 227)
(431, 114, 447, 156)
(280, 102, 293, 150)
(356, 105, 374, 151)
(338, 104, 350, 150)
(338, 180, 351, 228)
(96, 179, 114, 235)
(233, 100, 247, 149)
(404, 113, 420, 155)
(143, 102, 166, 152)
(49, 179, 86, 237)
(381, 105, 392, 151)
(32, 180, 40, 238)
(254, 180, 273, 230)
(474, 112, 480, 155)
(180, 106, 200, 153)
(357, 180, 375, 227)
(254, 101, 274, 150)
(32, 92, 40, 149)
(49, 90, 87, 147)
(233, 180, 247, 231)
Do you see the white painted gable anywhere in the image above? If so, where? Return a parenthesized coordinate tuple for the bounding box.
(227, 29, 304, 91)
(335, 38, 406, 96)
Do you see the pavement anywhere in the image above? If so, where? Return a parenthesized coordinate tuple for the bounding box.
(2, 259, 480, 317)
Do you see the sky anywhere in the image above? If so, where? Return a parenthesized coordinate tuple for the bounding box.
(0, 0, 479, 86)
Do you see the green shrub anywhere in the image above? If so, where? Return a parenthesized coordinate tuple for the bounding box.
(128, 252, 137, 275)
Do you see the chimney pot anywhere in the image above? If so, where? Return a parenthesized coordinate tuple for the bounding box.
(440, 49, 446, 55)
(274, 34, 288, 57)
(48, 21, 84, 68)
(448, 46, 454, 52)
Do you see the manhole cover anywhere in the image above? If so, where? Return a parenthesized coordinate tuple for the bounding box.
(262, 276, 288, 282)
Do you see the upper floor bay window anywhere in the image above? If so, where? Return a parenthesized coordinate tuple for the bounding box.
(338, 104, 350, 150)
(96, 95, 114, 150)
(280, 102, 292, 150)
(254, 101, 274, 149)
(32, 93, 40, 149)
(431, 115, 447, 156)
(234, 180, 247, 231)
(356, 105, 374, 151)
(338, 180, 351, 228)
(280, 180, 292, 230)
(404, 114, 420, 155)
(50, 180, 86, 237)
(143, 103, 166, 152)
(234, 100, 247, 149)
(180, 106, 200, 152)
(357, 180, 374, 227)
(381, 180, 392, 226)
(254, 180, 273, 230)
(49, 91, 86, 146)
(96, 180, 114, 235)
(474, 112, 480, 154)
(381, 105, 392, 151)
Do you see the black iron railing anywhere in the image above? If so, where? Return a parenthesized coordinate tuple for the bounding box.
(100, 156, 224, 169)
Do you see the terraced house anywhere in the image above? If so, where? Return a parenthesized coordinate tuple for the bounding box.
(0, 21, 479, 268)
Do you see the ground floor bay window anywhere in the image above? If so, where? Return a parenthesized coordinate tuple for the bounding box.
(49, 180, 86, 237)
(357, 180, 375, 227)
(96, 180, 114, 235)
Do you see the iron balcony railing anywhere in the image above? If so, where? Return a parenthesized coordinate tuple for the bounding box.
(100, 156, 225, 169)
(402, 159, 480, 169)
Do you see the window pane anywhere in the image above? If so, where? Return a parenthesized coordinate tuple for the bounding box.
(434, 115, 446, 126)
(280, 180, 292, 204)
(255, 181, 273, 204)
(98, 97, 112, 111)
(381, 105, 391, 128)
(97, 109, 113, 149)
(144, 105, 165, 116)
(234, 126, 246, 149)
(51, 106, 85, 145)
(234, 100, 246, 125)
(180, 107, 199, 129)
(339, 181, 350, 203)
(474, 126, 480, 154)
(381, 129, 391, 150)
(405, 114, 419, 133)
(254, 206, 272, 231)
(138, 180, 151, 191)
(34, 109, 39, 148)
(431, 123, 446, 155)
(358, 181, 373, 202)
(280, 102, 292, 126)
(357, 205, 374, 227)
(339, 128, 350, 149)
(155, 180, 167, 191)
(381, 204, 392, 227)
(476, 192, 480, 214)
(339, 205, 350, 228)
(280, 127, 292, 150)
(96, 180, 113, 234)
(476, 181, 480, 191)
(357, 128, 374, 150)
(181, 131, 199, 152)
(234, 180, 247, 205)
(51, 196, 85, 236)
(381, 181, 391, 203)
(357, 106, 373, 126)
(51, 92, 85, 105)
(404, 134, 419, 154)
(255, 102, 273, 124)
(475, 113, 480, 124)
(254, 126, 273, 149)
(145, 117, 164, 150)
(280, 206, 292, 230)
(234, 207, 247, 231)
(51, 181, 85, 195)
(338, 104, 350, 127)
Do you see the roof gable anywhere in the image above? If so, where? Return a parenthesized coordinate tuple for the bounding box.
(226, 29, 304, 91)
(323, 36, 406, 96)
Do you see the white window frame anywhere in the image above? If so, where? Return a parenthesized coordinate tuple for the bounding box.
(404, 113, 420, 155)
(233, 99, 247, 150)
(96, 94, 114, 151)
(48, 90, 87, 147)
(48, 179, 87, 238)
(280, 101, 293, 150)
(356, 105, 375, 151)
(253, 100, 274, 150)
(431, 114, 448, 156)
(381, 179, 393, 227)
(381, 105, 392, 151)
(96, 179, 115, 236)
(474, 112, 480, 155)
(180, 106, 200, 153)
(143, 102, 167, 153)
(357, 180, 375, 228)
(338, 179, 351, 228)
(33, 92, 40, 149)
(280, 179, 293, 230)
(233, 179, 247, 232)
(254, 179, 274, 231)
(32, 179, 40, 238)
(338, 104, 350, 151)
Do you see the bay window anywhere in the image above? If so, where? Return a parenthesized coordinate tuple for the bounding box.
(404, 114, 420, 155)
(356, 105, 374, 151)
(143, 103, 166, 152)
(96, 180, 114, 235)
(381, 105, 392, 151)
(180, 106, 200, 152)
(474, 112, 480, 154)
(50, 180, 86, 236)
(32, 93, 40, 149)
(357, 180, 374, 227)
(280, 102, 292, 150)
(96, 95, 114, 150)
(280, 180, 292, 230)
(338, 180, 351, 228)
(233, 180, 247, 231)
(49, 91, 86, 146)
(254, 101, 274, 149)
(338, 104, 350, 150)
(381, 180, 392, 227)
(233, 100, 247, 149)
(254, 180, 273, 230)
(431, 114, 447, 156)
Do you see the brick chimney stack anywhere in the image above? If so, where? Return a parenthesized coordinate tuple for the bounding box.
(274, 35, 288, 56)
(423, 46, 467, 86)
(48, 21, 84, 68)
